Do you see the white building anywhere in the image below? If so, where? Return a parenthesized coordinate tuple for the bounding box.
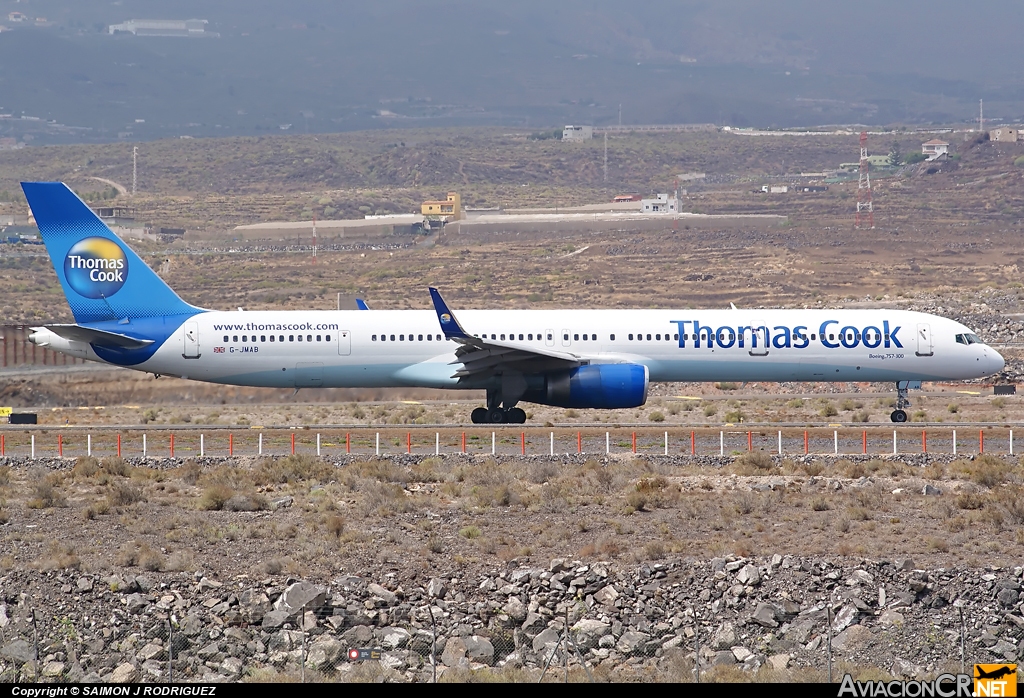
(640, 193, 678, 213)
(562, 125, 593, 141)
(108, 19, 216, 37)
(921, 139, 949, 161)
(990, 127, 1020, 143)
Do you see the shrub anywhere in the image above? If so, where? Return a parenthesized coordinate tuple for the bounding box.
(820, 403, 838, 418)
(703, 404, 718, 417)
(107, 482, 145, 507)
(734, 451, 775, 471)
(649, 411, 665, 423)
(1015, 155, 1024, 168)
(724, 410, 744, 423)
(198, 484, 234, 511)
(716, 382, 738, 391)
(459, 525, 482, 539)
(947, 403, 960, 414)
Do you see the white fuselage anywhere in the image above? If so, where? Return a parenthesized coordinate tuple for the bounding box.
(35, 308, 1003, 391)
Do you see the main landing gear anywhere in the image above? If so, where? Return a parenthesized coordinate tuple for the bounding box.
(890, 381, 911, 423)
(470, 388, 527, 424)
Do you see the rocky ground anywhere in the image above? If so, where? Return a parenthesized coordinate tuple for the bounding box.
(0, 451, 1022, 682)
(2, 553, 1023, 683)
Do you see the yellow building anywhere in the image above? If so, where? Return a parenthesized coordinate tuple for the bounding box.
(421, 192, 461, 220)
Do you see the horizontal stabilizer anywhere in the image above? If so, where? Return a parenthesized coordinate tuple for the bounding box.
(39, 324, 154, 349)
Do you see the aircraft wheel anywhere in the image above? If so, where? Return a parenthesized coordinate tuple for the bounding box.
(508, 407, 527, 424)
(471, 408, 487, 424)
(487, 408, 507, 423)
(890, 409, 908, 423)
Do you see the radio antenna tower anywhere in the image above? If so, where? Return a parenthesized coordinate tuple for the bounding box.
(603, 132, 608, 183)
(855, 131, 874, 229)
(979, 99, 984, 132)
(132, 146, 138, 197)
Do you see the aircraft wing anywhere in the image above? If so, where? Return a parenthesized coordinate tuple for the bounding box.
(38, 324, 155, 349)
(428, 287, 583, 380)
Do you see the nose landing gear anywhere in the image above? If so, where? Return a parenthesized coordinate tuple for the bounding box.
(890, 381, 911, 423)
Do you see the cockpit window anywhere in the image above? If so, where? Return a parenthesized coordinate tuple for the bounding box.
(956, 333, 984, 345)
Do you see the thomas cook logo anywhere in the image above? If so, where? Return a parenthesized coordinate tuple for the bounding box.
(440, 313, 452, 324)
(63, 237, 129, 299)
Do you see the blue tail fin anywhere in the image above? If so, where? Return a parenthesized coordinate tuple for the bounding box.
(22, 182, 201, 323)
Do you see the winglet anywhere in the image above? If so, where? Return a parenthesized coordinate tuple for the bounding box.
(355, 298, 370, 310)
(428, 287, 471, 339)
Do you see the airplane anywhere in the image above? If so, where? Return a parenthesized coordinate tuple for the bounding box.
(21, 182, 1005, 424)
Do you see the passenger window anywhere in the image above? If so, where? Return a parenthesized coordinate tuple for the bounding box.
(646, 334, 652, 340)
(400, 335, 405, 341)
(372, 335, 377, 341)
(426, 334, 432, 341)
(418, 334, 423, 341)
(574, 334, 579, 341)
(829, 334, 834, 340)
(390, 335, 395, 341)
(242, 336, 247, 343)
(628, 334, 634, 340)
(270, 335, 275, 342)
(279, 335, 284, 342)
(547, 333, 552, 340)
(528, 334, 533, 340)
(673, 334, 678, 340)
(223, 335, 229, 342)
(563, 334, 569, 341)
(326, 335, 331, 341)
(316, 335, 321, 342)
(610, 334, 615, 340)
(501, 334, 506, 340)
(261, 335, 266, 342)
(811, 334, 816, 340)
(298, 335, 303, 342)
(289, 335, 294, 342)
(519, 334, 524, 340)
(307, 335, 312, 342)
(656, 334, 661, 340)
(232, 335, 238, 342)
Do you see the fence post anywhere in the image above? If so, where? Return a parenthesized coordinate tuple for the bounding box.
(922, 430, 927, 454)
(118, 433, 122, 458)
(143, 433, 147, 458)
(87, 433, 91, 457)
(521, 432, 525, 456)
(170, 433, 174, 458)
(747, 431, 752, 452)
(1, 434, 4, 457)
(375, 433, 380, 456)
(606, 431, 610, 455)
(1011, 430, 1014, 456)
(720, 430, 724, 456)
(58, 434, 62, 458)
(632, 431, 636, 454)
(664, 431, 668, 456)
(461, 432, 466, 454)
(863, 430, 867, 454)
(407, 432, 411, 455)
(550, 432, 554, 456)
(230, 433, 234, 457)
(578, 431, 582, 454)
(692, 431, 696, 455)
(952, 429, 956, 456)
(893, 430, 897, 455)
(317, 433, 321, 457)
(436, 432, 440, 456)
(346, 432, 350, 454)
(778, 430, 782, 455)
(980, 430, 984, 454)
(200, 434, 204, 458)
(167, 618, 173, 683)
(291, 432, 296, 455)
(30, 434, 34, 460)
(258, 432, 263, 455)
(492, 431, 495, 456)
(803, 430, 808, 455)
(834, 430, 838, 455)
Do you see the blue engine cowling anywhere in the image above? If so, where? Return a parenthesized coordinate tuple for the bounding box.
(536, 364, 649, 409)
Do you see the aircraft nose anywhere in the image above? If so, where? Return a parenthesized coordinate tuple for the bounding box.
(990, 349, 1005, 375)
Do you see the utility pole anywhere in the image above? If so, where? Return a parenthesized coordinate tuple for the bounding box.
(603, 132, 608, 183)
(855, 131, 874, 229)
(979, 99, 984, 132)
(132, 146, 138, 197)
